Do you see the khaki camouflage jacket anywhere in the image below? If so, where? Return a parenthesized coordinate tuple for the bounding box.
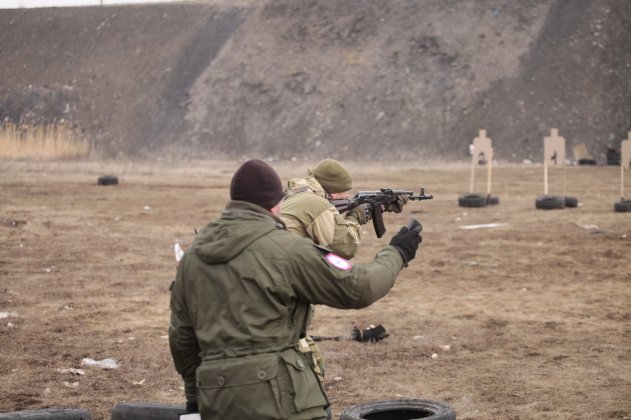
(169, 200, 404, 419)
(281, 175, 362, 259)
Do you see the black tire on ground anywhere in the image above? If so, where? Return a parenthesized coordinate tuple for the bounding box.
(564, 196, 579, 208)
(97, 175, 119, 186)
(340, 399, 456, 420)
(458, 193, 487, 208)
(614, 200, 631, 212)
(578, 158, 597, 165)
(487, 195, 500, 205)
(535, 195, 565, 210)
(0, 408, 92, 419)
(110, 403, 186, 420)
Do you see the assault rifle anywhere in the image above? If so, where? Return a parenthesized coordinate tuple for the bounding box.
(331, 188, 433, 238)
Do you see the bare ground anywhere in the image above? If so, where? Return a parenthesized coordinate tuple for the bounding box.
(1, 159, 630, 419)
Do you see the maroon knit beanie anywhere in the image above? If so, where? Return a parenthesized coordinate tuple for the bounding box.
(230, 159, 284, 209)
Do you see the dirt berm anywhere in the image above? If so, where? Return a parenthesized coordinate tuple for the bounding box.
(1, 0, 630, 162)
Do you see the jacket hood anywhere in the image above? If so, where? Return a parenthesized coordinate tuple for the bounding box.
(192, 201, 285, 264)
(286, 175, 327, 198)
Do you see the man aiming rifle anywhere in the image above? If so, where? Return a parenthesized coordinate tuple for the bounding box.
(281, 159, 414, 259)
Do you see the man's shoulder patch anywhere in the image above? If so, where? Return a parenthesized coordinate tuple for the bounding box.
(324, 253, 353, 271)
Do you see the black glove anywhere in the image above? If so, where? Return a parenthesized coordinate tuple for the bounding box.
(351, 324, 390, 342)
(186, 402, 199, 413)
(389, 219, 423, 266)
(346, 203, 372, 225)
(383, 194, 409, 213)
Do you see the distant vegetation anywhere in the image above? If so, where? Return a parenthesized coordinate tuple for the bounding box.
(0, 122, 90, 159)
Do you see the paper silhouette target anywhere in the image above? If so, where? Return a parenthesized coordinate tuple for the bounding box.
(622, 135, 631, 170)
(544, 129, 565, 167)
(614, 133, 631, 212)
(473, 129, 493, 165)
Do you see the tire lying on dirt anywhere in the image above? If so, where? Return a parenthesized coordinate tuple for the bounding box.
(487, 195, 500, 205)
(97, 175, 119, 186)
(458, 193, 487, 208)
(614, 200, 631, 212)
(564, 196, 579, 208)
(110, 402, 186, 420)
(535, 195, 565, 210)
(340, 399, 456, 420)
(0, 408, 92, 419)
(578, 158, 597, 165)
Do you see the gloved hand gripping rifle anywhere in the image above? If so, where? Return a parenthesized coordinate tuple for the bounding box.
(330, 188, 433, 238)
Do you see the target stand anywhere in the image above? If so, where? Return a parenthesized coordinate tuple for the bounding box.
(459, 129, 500, 208)
(536, 128, 579, 210)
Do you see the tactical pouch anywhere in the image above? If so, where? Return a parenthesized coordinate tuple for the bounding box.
(196, 353, 282, 419)
(279, 349, 329, 415)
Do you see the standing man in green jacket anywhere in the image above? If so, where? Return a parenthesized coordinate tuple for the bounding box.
(169, 159, 422, 420)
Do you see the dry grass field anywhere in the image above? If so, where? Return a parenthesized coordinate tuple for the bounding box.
(0, 159, 629, 419)
(0, 123, 89, 160)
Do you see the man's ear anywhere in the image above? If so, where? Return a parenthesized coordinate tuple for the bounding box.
(271, 201, 283, 216)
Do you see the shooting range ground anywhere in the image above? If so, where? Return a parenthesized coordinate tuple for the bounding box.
(0, 160, 629, 419)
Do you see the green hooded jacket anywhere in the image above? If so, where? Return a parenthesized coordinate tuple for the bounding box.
(169, 200, 404, 419)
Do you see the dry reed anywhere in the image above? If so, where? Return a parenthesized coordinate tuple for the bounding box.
(0, 122, 90, 159)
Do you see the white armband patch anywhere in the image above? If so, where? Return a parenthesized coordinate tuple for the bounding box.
(324, 253, 352, 271)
